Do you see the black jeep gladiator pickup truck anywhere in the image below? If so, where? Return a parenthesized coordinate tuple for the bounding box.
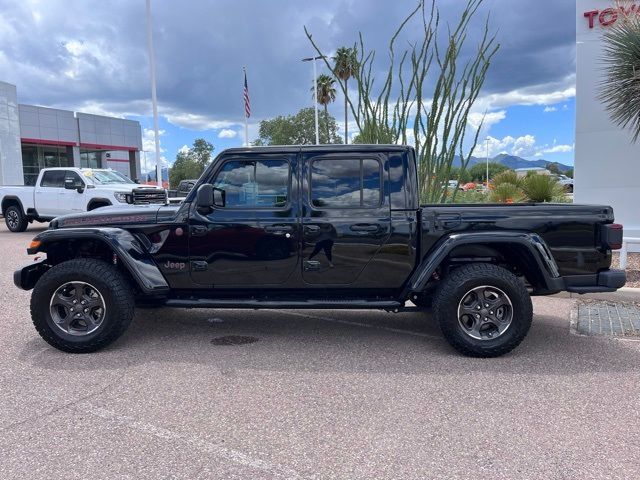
(15, 145, 626, 357)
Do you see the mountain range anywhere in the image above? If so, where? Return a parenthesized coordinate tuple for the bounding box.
(454, 153, 572, 173)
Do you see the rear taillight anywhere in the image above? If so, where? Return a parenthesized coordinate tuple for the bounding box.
(603, 223, 623, 250)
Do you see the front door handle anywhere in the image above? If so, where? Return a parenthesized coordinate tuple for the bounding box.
(305, 225, 320, 233)
(304, 260, 322, 271)
(264, 225, 293, 233)
(191, 225, 207, 236)
(350, 224, 379, 233)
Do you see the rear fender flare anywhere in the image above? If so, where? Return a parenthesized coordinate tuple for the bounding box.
(408, 231, 562, 294)
(28, 227, 169, 294)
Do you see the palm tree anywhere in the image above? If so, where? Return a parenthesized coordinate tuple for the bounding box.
(599, 9, 640, 140)
(333, 47, 358, 144)
(313, 74, 337, 142)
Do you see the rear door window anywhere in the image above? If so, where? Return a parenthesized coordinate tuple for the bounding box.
(311, 158, 381, 208)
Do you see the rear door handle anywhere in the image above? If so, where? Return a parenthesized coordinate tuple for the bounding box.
(350, 224, 379, 233)
(264, 225, 293, 233)
(305, 225, 320, 233)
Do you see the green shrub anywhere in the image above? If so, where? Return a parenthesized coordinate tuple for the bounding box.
(492, 170, 521, 188)
(521, 174, 566, 202)
(490, 183, 524, 203)
(446, 189, 490, 204)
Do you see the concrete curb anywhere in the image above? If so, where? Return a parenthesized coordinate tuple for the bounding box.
(552, 287, 640, 303)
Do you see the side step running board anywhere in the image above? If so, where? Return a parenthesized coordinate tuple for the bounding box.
(164, 299, 404, 310)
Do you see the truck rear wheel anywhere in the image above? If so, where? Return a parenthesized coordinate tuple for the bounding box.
(432, 263, 532, 357)
(5, 205, 28, 232)
(30, 259, 135, 353)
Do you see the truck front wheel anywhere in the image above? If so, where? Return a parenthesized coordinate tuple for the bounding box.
(30, 259, 135, 353)
(5, 205, 28, 232)
(432, 263, 533, 358)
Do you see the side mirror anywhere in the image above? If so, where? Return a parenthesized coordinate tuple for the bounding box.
(196, 184, 213, 210)
(65, 179, 84, 193)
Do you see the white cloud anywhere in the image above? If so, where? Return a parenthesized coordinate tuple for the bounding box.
(543, 106, 558, 113)
(141, 128, 168, 168)
(474, 134, 538, 158)
(164, 111, 235, 131)
(475, 135, 574, 159)
(534, 144, 574, 157)
(512, 135, 537, 157)
(218, 129, 237, 139)
(178, 144, 190, 154)
(467, 110, 507, 131)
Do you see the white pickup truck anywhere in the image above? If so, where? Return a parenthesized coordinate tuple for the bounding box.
(0, 168, 167, 232)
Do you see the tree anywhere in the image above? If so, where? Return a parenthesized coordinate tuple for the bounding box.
(190, 139, 215, 169)
(305, 0, 499, 203)
(600, 5, 640, 141)
(468, 162, 508, 182)
(566, 168, 574, 179)
(449, 166, 471, 184)
(169, 138, 215, 188)
(253, 107, 342, 146)
(333, 46, 358, 144)
(314, 74, 337, 141)
(546, 162, 561, 175)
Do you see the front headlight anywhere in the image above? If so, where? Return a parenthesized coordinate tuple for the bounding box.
(114, 192, 131, 204)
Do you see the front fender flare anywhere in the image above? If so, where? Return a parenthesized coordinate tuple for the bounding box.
(408, 231, 562, 294)
(25, 227, 169, 294)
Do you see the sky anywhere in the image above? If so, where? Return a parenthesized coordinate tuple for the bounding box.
(0, 0, 577, 169)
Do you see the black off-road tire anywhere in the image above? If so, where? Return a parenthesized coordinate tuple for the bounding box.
(30, 259, 135, 353)
(5, 205, 28, 232)
(432, 263, 533, 358)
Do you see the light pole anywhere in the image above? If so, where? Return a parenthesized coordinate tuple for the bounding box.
(302, 55, 325, 145)
(145, 0, 163, 188)
(485, 137, 490, 189)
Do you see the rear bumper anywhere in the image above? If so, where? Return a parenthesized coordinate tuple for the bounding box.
(563, 269, 626, 294)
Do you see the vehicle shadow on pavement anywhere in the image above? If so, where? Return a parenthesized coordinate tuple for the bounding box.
(19, 307, 640, 376)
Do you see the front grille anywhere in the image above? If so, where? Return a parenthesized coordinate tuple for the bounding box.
(132, 188, 167, 205)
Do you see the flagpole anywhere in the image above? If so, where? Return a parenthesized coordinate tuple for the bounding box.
(243, 67, 249, 147)
(145, 0, 162, 188)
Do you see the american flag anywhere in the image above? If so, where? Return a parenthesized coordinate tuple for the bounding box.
(243, 69, 251, 118)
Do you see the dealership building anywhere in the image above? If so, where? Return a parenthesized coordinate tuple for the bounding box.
(0, 80, 143, 186)
(576, 0, 640, 242)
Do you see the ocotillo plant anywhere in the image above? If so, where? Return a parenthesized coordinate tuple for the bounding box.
(305, 0, 498, 203)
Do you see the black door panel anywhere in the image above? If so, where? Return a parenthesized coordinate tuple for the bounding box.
(188, 154, 299, 287)
(301, 152, 391, 286)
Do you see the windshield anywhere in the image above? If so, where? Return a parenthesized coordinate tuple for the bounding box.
(82, 169, 134, 185)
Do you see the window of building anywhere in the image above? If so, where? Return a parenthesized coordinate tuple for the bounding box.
(21, 144, 72, 186)
(21, 145, 40, 186)
(80, 150, 101, 169)
(40, 170, 66, 188)
(310, 158, 382, 208)
(212, 159, 289, 208)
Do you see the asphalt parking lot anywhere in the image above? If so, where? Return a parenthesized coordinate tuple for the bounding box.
(1, 222, 639, 479)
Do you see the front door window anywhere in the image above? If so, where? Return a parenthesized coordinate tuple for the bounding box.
(213, 160, 289, 208)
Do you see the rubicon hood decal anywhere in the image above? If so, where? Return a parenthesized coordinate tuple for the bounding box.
(54, 206, 160, 228)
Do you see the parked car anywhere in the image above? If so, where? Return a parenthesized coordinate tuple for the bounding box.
(167, 179, 197, 204)
(15, 145, 625, 357)
(553, 174, 574, 193)
(0, 168, 167, 232)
